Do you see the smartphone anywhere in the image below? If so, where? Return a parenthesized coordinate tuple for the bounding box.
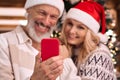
(41, 38, 59, 61)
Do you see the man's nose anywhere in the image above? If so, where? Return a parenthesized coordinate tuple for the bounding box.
(43, 16, 51, 26)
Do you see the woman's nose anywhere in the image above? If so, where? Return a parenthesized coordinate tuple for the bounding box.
(69, 27, 77, 33)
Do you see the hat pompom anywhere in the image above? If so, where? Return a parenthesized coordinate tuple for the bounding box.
(97, 33, 108, 43)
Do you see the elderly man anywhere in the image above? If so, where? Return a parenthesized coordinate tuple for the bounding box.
(0, 0, 65, 80)
(0, 0, 83, 79)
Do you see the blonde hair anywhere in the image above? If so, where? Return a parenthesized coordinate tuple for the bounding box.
(60, 20, 100, 65)
(77, 30, 100, 64)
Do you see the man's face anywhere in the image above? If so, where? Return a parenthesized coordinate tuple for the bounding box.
(26, 4, 60, 43)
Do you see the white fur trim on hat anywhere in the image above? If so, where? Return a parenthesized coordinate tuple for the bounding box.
(66, 8, 100, 33)
(97, 33, 108, 43)
(24, 0, 64, 17)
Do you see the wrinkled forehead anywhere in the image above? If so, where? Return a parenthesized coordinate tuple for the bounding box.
(27, 4, 60, 16)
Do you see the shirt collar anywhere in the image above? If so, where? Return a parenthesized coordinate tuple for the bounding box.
(15, 25, 32, 45)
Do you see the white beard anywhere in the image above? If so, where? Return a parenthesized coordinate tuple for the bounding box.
(26, 19, 55, 43)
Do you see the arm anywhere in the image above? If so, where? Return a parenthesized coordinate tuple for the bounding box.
(0, 34, 14, 80)
(59, 58, 81, 80)
(58, 45, 81, 80)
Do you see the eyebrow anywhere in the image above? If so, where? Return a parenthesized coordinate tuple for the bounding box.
(37, 8, 59, 16)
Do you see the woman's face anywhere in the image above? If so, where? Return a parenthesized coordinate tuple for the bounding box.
(64, 19, 88, 47)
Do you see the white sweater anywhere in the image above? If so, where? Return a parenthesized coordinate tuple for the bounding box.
(58, 58, 81, 80)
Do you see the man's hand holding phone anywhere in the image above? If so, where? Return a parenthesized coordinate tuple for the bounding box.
(31, 38, 69, 80)
(31, 54, 63, 80)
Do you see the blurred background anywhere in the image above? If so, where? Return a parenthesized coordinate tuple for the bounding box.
(0, 0, 120, 79)
(0, 0, 26, 33)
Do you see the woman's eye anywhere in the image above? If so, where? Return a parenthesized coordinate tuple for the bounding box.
(78, 26, 84, 29)
(67, 22, 73, 27)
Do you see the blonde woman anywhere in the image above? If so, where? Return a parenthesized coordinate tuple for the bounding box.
(60, 1, 117, 80)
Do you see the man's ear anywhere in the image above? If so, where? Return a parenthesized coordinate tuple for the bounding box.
(26, 8, 32, 14)
(25, 8, 31, 19)
(25, 12, 28, 19)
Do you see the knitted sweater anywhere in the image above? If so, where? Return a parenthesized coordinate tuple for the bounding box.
(77, 44, 117, 80)
(59, 44, 117, 80)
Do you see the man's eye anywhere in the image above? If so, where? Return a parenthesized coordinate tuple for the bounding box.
(37, 11, 47, 16)
(50, 15, 58, 20)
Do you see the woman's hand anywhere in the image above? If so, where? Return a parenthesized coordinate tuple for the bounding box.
(59, 45, 70, 59)
(31, 54, 64, 80)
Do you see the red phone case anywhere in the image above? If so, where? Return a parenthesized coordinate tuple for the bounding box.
(41, 38, 59, 61)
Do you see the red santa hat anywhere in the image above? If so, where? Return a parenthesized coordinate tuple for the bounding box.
(66, 1, 108, 43)
(24, 0, 64, 17)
